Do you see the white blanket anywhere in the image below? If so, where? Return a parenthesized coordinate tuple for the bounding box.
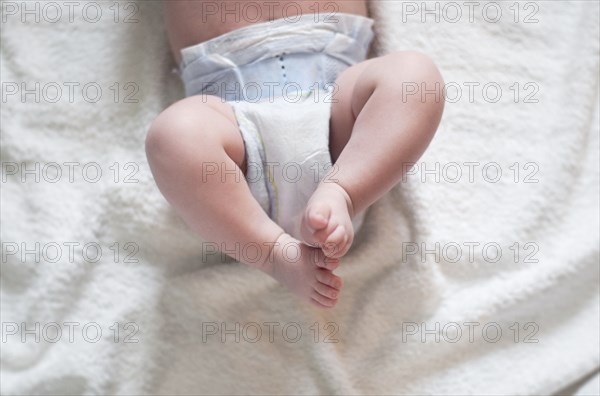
(1, 1, 599, 394)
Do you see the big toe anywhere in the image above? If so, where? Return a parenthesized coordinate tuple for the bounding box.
(305, 202, 331, 233)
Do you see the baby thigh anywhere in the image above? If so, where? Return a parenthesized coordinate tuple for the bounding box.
(145, 95, 247, 233)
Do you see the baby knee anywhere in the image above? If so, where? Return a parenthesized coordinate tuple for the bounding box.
(145, 111, 189, 165)
(382, 51, 444, 91)
(386, 51, 445, 111)
(387, 51, 440, 74)
(145, 97, 223, 160)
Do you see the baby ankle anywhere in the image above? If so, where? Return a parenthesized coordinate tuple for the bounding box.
(322, 181, 356, 218)
(258, 231, 288, 275)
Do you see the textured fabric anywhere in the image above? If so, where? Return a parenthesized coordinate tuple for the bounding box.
(1, 2, 599, 395)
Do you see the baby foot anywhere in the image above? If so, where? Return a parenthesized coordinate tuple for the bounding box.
(300, 182, 354, 258)
(262, 233, 344, 308)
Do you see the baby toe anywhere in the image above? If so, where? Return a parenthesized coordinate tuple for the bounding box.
(314, 281, 340, 300)
(316, 269, 343, 290)
(305, 203, 330, 231)
(323, 257, 340, 270)
(311, 291, 338, 308)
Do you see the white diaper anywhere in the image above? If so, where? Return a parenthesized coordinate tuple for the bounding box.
(178, 13, 375, 239)
(231, 87, 365, 240)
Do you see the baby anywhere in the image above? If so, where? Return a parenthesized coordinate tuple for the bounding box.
(146, 1, 444, 308)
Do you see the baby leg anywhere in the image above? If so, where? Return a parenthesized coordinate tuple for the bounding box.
(301, 51, 445, 257)
(146, 96, 342, 308)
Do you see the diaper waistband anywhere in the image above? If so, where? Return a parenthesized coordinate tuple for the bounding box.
(179, 13, 375, 101)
